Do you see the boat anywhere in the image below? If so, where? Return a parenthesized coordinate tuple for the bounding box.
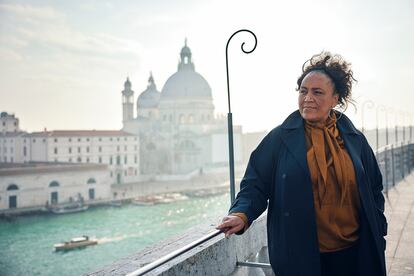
(108, 200, 123, 207)
(49, 202, 88, 214)
(132, 193, 188, 206)
(54, 235, 98, 251)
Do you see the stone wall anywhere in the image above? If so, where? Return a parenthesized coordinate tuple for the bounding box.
(87, 214, 268, 276)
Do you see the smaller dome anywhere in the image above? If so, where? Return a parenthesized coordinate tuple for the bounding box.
(181, 38, 192, 56)
(137, 73, 161, 108)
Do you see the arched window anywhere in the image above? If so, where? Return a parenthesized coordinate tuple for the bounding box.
(188, 114, 194, 123)
(49, 181, 60, 187)
(7, 184, 19, 191)
(87, 178, 96, 184)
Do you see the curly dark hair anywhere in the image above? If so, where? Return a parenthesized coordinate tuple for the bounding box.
(296, 51, 356, 109)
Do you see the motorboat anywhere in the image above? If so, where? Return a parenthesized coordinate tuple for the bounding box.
(54, 235, 98, 251)
(108, 200, 123, 207)
(49, 202, 88, 214)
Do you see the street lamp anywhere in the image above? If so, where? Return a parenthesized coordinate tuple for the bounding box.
(225, 29, 257, 204)
(361, 100, 375, 135)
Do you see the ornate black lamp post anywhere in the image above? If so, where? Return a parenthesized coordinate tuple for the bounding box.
(225, 29, 257, 204)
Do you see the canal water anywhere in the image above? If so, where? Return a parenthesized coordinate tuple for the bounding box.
(0, 192, 230, 276)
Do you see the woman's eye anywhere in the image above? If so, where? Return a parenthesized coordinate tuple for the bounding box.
(299, 90, 306, 94)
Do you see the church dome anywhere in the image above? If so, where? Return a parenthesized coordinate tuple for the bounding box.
(137, 73, 161, 108)
(161, 40, 212, 100)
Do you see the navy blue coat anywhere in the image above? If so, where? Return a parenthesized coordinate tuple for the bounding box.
(230, 110, 387, 276)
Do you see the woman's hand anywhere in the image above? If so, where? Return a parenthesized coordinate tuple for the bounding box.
(216, 215, 245, 237)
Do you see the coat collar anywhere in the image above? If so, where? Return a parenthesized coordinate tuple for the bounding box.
(279, 110, 362, 177)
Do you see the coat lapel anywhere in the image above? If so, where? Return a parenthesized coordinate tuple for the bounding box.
(280, 111, 311, 178)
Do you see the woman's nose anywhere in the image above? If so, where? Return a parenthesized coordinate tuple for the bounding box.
(304, 94, 314, 102)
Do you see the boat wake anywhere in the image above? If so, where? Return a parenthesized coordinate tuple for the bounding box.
(98, 233, 143, 244)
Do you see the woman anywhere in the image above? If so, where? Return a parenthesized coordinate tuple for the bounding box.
(217, 52, 387, 276)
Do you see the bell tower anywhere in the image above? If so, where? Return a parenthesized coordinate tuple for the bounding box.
(122, 77, 134, 123)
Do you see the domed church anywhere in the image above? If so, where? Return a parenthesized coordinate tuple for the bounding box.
(122, 40, 242, 176)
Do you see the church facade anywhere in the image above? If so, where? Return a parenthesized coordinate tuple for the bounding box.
(122, 41, 242, 176)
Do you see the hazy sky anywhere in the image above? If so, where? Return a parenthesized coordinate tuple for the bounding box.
(1, 0, 414, 133)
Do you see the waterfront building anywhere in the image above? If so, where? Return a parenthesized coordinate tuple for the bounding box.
(25, 130, 140, 185)
(122, 40, 243, 176)
(0, 162, 111, 212)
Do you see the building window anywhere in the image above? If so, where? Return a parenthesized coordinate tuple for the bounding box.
(11, 157, 14, 163)
(33, 139, 36, 143)
(110, 138, 113, 141)
(124, 137, 127, 141)
(78, 138, 81, 142)
(69, 147, 72, 153)
(49, 181, 59, 187)
(124, 145, 127, 151)
(69, 158, 72, 162)
(117, 137, 120, 141)
(54, 158, 58, 162)
(99, 157, 102, 163)
(78, 147, 81, 153)
(68, 138, 72, 142)
(135, 169, 137, 176)
(43, 138, 46, 142)
(86, 157, 90, 163)
(54, 138, 58, 142)
(99, 146, 102, 152)
(163, 114, 167, 121)
(2, 122, 5, 126)
(124, 170, 127, 176)
(110, 171, 113, 177)
(124, 156, 127, 164)
(117, 146, 120, 152)
(86, 147, 90, 153)
(116, 156, 121, 165)
(98, 138, 102, 142)
(134, 155, 137, 164)
(54, 147, 58, 154)
(10, 147, 13, 154)
(77, 157, 81, 162)
(87, 138, 90, 142)
(110, 156, 113, 165)
(23, 146, 27, 156)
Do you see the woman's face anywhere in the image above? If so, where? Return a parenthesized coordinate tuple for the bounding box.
(298, 71, 339, 123)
